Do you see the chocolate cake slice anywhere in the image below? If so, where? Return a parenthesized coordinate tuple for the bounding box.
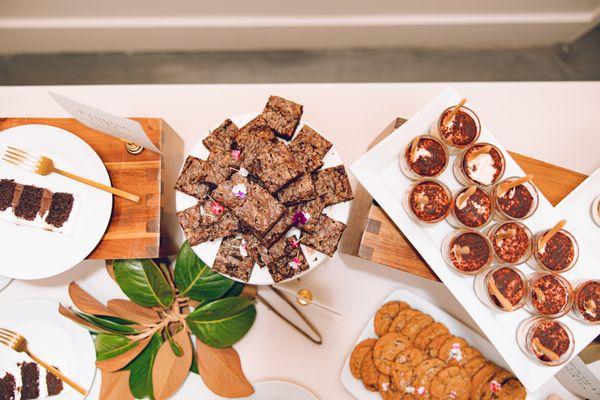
(19, 362, 40, 400)
(0, 372, 16, 400)
(46, 367, 64, 396)
(0, 179, 16, 211)
(45, 193, 74, 228)
(14, 185, 44, 221)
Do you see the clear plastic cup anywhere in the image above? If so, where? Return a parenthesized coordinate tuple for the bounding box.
(399, 135, 449, 180)
(571, 279, 600, 325)
(474, 266, 527, 312)
(517, 317, 574, 366)
(486, 221, 532, 266)
(430, 105, 481, 154)
(403, 179, 452, 225)
(526, 272, 573, 318)
(529, 229, 579, 273)
(492, 177, 539, 221)
(453, 143, 506, 187)
(447, 186, 493, 229)
(441, 229, 493, 275)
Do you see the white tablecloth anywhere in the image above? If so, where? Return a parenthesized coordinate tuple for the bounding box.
(1, 83, 599, 400)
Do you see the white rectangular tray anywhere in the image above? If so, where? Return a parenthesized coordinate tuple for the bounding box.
(340, 289, 537, 399)
(350, 87, 600, 392)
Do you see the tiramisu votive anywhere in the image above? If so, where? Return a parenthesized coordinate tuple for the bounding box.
(492, 175, 539, 221)
(475, 266, 526, 312)
(527, 272, 573, 318)
(448, 186, 493, 229)
(442, 229, 493, 274)
(453, 143, 505, 187)
(486, 221, 532, 266)
(518, 317, 574, 366)
(403, 179, 452, 224)
(399, 135, 449, 179)
(430, 103, 481, 153)
(531, 220, 578, 273)
(572, 280, 600, 324)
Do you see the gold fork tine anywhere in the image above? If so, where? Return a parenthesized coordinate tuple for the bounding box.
(2, 153, 38, 166)
(0, 327, 17, 335)
(1, 155, 37, 171)
(5, 148, 40, 163)
(6, 146, 41, 159)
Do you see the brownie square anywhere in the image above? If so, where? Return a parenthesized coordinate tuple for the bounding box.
(174, 156, 211, 199)
(290, 199, 324, 232)
(212, 174, 285, 236)
(277, 173, 317, 206)
(212, 235, 255, 282)
(203, 151, 239, 186)
(312, 165, 354, 207)
(202, 119, 238, 153)
(242, 139, 302, 193)
(289, 125, 332, 172)
(261, 209, 294, 247)
(242, 233, 270, 268)
(300, 214, 346, 257)
(177, 204, 239, 246)
(262, 95, 303, 140)
(14, 185, 44, 221)
(233, 115, 276, 150)
(45, 192, 74, 228)
(267, 247, 309, 283)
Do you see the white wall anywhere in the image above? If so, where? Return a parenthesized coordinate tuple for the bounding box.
(1, 0, 599, 53)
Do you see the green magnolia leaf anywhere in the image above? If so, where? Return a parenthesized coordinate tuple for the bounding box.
(95, 334, 140, 361)
(127, 333, 163, 400)
(174, 242, 234, 302)
(76, 312, 139, 335)
(113, 259, 175, 308)
(165, 326, 184, 357)
(185, 297, 256, 348)
(189, 352, 199, 374)
(221, 281, 245, 299)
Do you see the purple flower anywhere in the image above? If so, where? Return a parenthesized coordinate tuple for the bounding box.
(292, 210, 309, 225)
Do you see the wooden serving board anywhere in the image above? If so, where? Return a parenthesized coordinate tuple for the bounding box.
(341, 118, 588, 281)
(0, 118, 182, 260)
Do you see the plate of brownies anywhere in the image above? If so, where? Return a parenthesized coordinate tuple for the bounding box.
(350, 88, 600, 392)
(175, 96, 353, 285)
(0, 124, 112, 280)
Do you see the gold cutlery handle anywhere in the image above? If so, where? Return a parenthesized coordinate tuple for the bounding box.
(26, 350, 87, 396)
(55, 168, 140, 203)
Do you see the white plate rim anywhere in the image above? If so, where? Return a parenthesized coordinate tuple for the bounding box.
(0, 124, 113, 280)
(175, 112, 351, 285)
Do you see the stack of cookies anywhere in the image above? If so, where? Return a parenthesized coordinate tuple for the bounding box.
(175, 96, 352, 283)
(350, 301, 526, 400)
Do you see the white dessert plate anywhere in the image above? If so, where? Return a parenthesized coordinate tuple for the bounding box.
(175, 112, 350, 286)
(340, 289, 540, 399)
(0, 276, 11, 293)
(555, 166, 600, 260)
(0, 298, 97, 400)
(350, 88, 600, 392)
(175, 374, 318, 400)
(0, 124, 112, 280)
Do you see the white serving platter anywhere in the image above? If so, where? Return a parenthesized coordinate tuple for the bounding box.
(175, 112, 350, 286)
(340, 288, 539, 399)
(350, 88, 600, 392)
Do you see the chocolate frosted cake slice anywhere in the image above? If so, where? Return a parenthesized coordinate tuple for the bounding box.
(0, 372, 16, 400)
(0, 179, 78, 234)
(20, 362, 40, 400)
(45, 367, 63, 396)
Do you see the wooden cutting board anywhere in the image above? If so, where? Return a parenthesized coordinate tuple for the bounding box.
(341, 118, 588, 281)
(0, 117, 182, 259)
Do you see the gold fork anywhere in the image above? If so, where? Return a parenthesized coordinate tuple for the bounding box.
(0, 327, 87, 395)
(2, 146, 140, 203)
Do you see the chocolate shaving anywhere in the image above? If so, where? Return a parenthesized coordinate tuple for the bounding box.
(456, 186, 477, 209)
(488, 277, 514, 311)
(538, 220, 567, 253)
(409, 137, 421, 163)
(497, 175, 533, 198)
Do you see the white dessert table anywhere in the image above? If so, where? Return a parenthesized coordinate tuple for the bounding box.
(0, 83, 599, 400)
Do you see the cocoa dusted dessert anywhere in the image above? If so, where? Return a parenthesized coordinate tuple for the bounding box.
(477, 266, 526, 311)
(454, 143, 505, 187)
(400, 135, 448, 179)
(528, 273, 573, 318)
(404, 179, 451, 224)
(449, 186, 492, 228)
(519, 318, 574, 366)
(572, 280, 600, 324)
(493, 175, 538, 220)
(487, 221, 532, 266)
(0, 179, 77, 233)
(432, 104, 481, 150)
(444, 229, 492, 274)
(531, 221, 578, 273)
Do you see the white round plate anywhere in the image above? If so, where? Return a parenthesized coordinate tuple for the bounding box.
(0, 125, 112, 279)
(0, 298, 97, 400)
(176, 113, 350, 285)
(0, 276, 12, 293)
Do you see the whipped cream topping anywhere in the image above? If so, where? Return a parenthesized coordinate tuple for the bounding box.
(467, 153, 497, 185)
(412, 147, 432, 163)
